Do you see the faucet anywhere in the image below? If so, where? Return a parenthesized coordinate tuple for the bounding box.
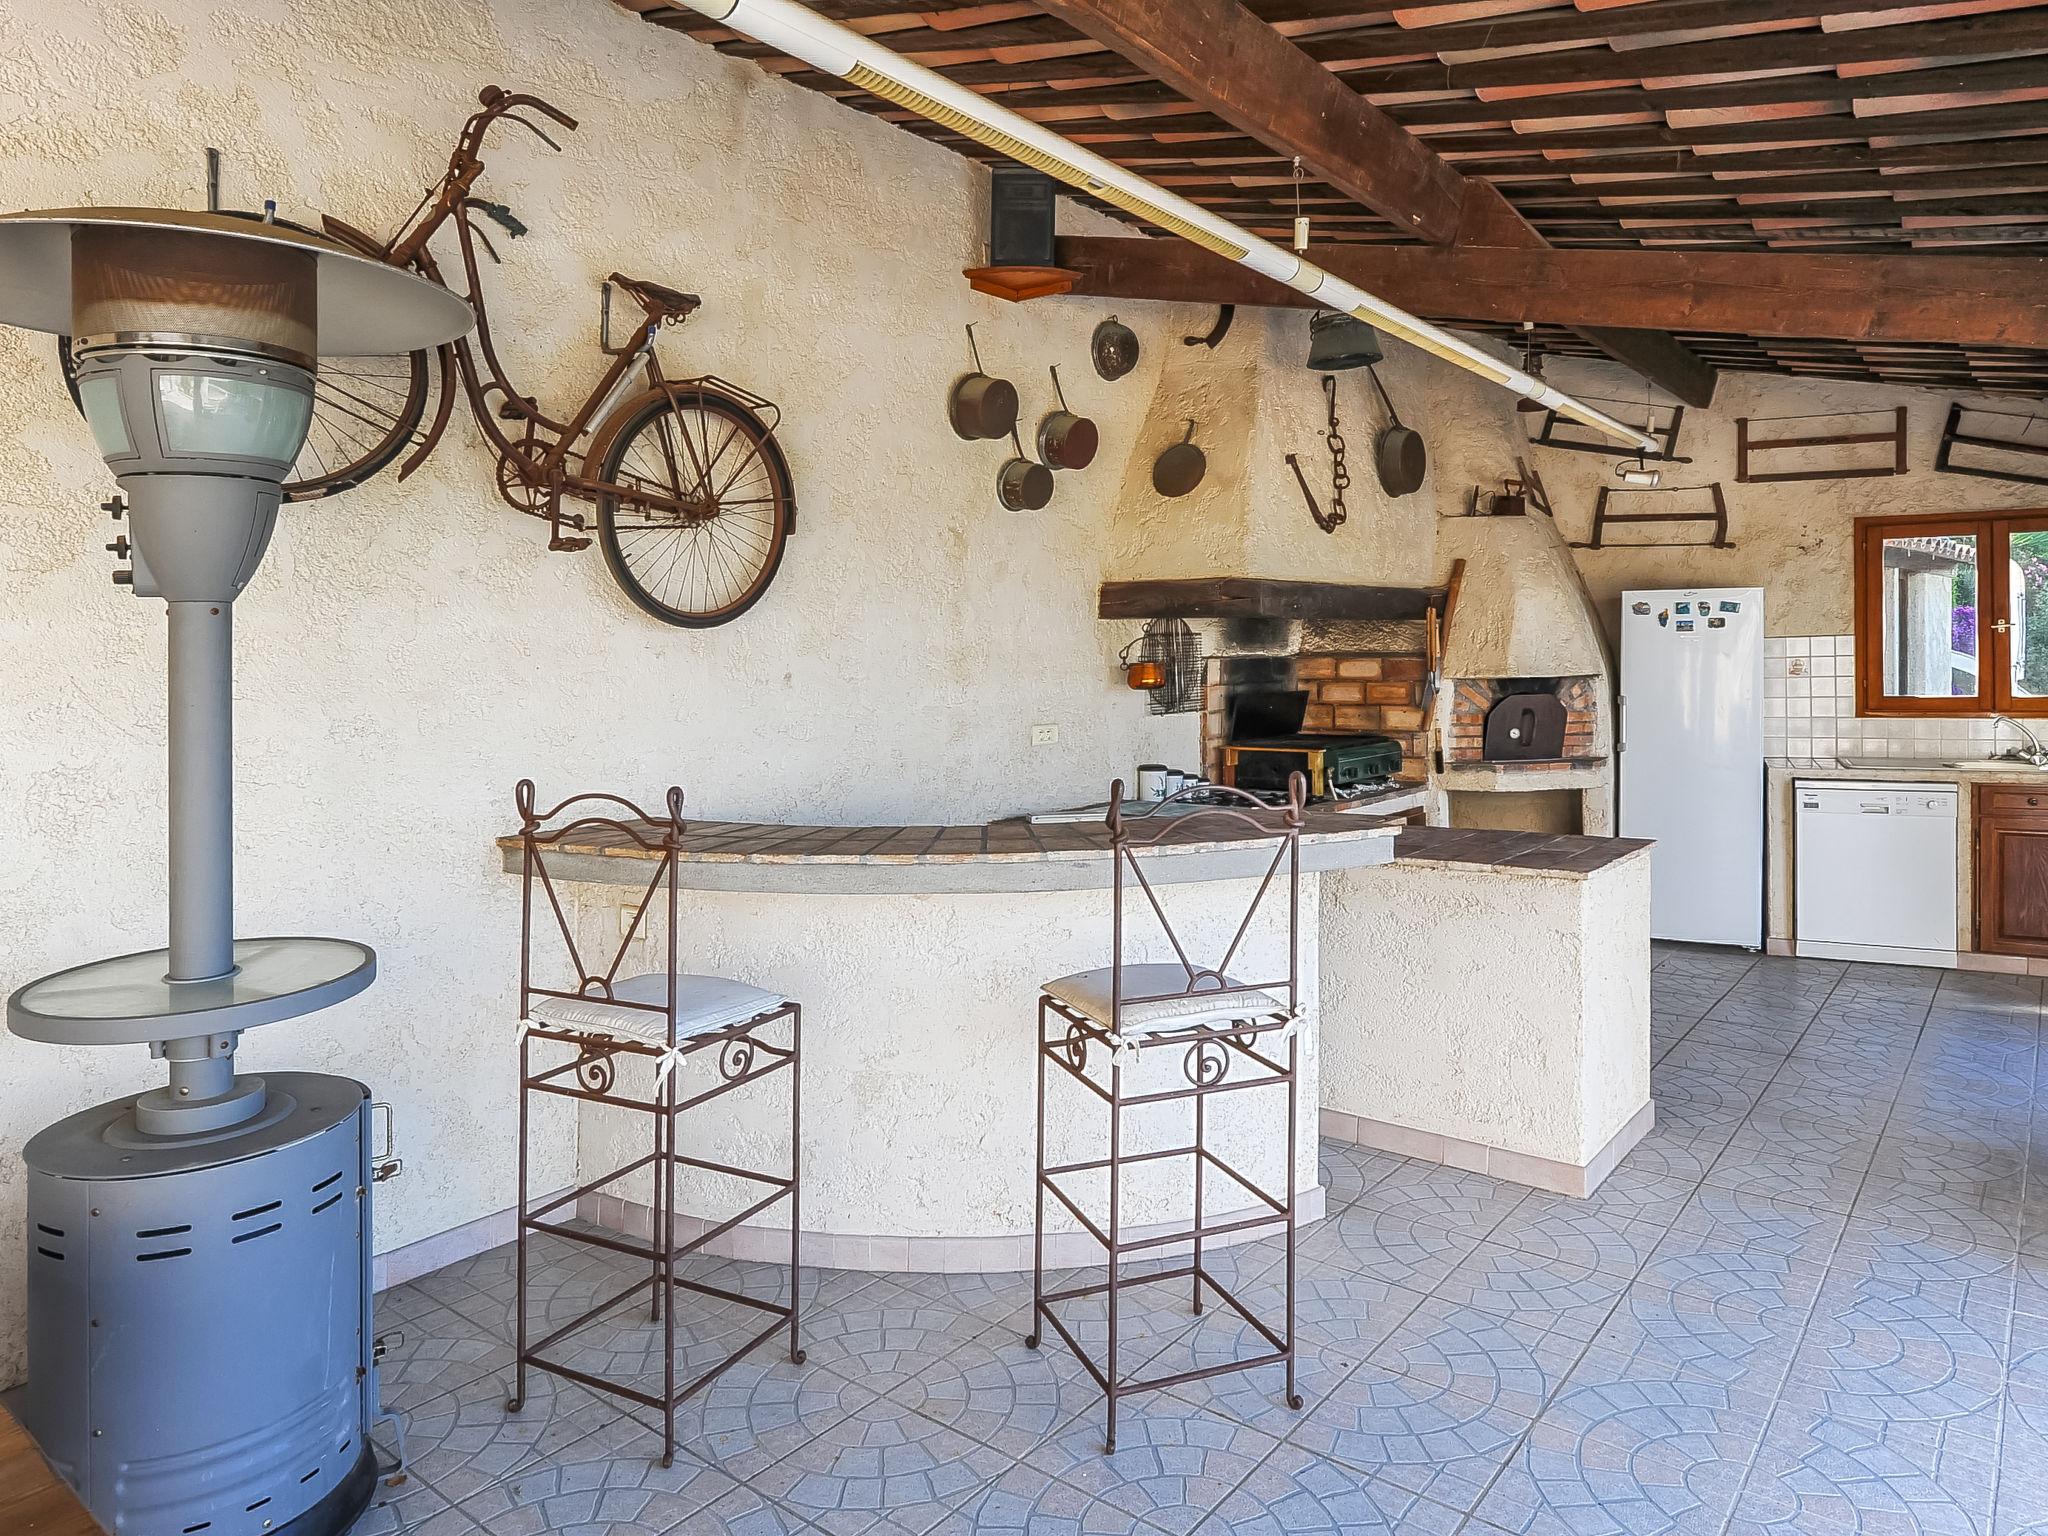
(1993, 715, 2048, 766)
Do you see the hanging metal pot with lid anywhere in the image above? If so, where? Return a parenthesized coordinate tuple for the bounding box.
(1365, 363, 1427, 497)
(1036, 364, 1098, 471)
(1152, 419, 1207, 498)
(949, 323, 1018, 442)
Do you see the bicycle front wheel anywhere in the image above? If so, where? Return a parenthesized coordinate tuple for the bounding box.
(594, 389, 795, 628)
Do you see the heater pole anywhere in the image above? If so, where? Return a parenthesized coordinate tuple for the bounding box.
(166, 598, 235, 983)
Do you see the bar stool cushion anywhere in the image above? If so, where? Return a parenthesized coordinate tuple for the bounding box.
(528, 972, 784, 1042)
(1041, 964, 1285, 1035)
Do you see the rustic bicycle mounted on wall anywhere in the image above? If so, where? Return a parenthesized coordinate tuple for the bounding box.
(56, 90, 799, 627)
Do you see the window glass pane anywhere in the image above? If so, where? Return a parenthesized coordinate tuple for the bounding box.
(2009, 530, 2048, 700)
(1875, 531, 1978, 698)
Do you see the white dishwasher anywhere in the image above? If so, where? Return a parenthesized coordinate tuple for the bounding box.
(1794, 780, 1958, 967)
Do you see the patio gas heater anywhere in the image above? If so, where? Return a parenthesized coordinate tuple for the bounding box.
(0, 209, 470, 1536)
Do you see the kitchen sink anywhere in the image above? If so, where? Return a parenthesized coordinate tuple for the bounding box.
(1942, 758, 2048, 771)
(1832, 754, 2048, 773)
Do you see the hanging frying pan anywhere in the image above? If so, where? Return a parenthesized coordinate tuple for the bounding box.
(997, 423, 1054, 510)
(949, 323, 1018, 441)
(1366, 364, 1426, 497)
(1036, 364, 1098, 471)
(1152, 420, 1206, 498)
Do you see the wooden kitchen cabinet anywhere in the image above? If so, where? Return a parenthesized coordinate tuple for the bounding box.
(1974, 785, 2048, 957)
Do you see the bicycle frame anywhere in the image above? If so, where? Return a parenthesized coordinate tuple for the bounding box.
(330, 88, 749, 545)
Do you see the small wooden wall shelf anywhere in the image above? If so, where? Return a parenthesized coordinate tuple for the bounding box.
(1736, 407, 1906, 484)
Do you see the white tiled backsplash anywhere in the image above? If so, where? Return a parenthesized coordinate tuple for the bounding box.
(1763, 635, 2010, 762)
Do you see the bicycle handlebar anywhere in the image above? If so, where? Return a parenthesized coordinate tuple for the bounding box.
(465, 87, 579, 156)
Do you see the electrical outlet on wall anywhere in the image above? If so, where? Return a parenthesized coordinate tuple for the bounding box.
(1032, 724, 1059, 746)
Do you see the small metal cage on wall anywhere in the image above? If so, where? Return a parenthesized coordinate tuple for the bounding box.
(1120, 618, 1203, 715)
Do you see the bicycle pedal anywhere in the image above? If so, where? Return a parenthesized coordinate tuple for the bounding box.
(549, 535, 592, 553)
(497, 396, 536, 421)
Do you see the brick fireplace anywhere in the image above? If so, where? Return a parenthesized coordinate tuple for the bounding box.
(1445, 676, 1602, 771)
(1200, 648, 1433, 787)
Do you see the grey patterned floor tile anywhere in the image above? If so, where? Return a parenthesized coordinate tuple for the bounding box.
(1469, 1376, 1769, 1536)
(1295, 1198, 1486, 1294)
(375, 1296, 514, 1416)
(1994, 1408, 2048, 1536)
(1735, 1409, 1998, 1536)
(1654, 1039, 1781, 1091)
(886, 1331, 1098, 1458)
(1644, 1187, 1845, 1306)
(346, 1474, 486, 1535)
(1838, 1187, 2023, 1290)
(1681, 1012, 1811, 1062)
(401, 1363, 627, 1504)
(1189, 1441, 1463, 1536)
(1286, 1364, 1531, 1515)
(929, 1461, 1168, 1535)
(1430, 1241, 1635, 1345)
(1340, 1162, 1529, 1247)
(1025, 1399, 1279, 1534)
(744, 1387, 1018, 1536)
(1156, 1271, 1425, 1434)
(1704, 1131, 1879, 1213)
(1366, 1295, 1588, 1420)
(1487, 1195, 1666, 1280)
(1317, 1141, 1404, 1210)
(1780, 1277, 2009, 1464)
(1579, 1280, 1807, 1414)
(1651, 1064, 1765, 1141)
(1514, 1170, 1697, 1231)
(445, 1414, 759, 1535)
(1614, 1128, 1727, 1188)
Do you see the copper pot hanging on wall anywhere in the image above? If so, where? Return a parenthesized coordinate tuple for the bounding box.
(997, 423, 1054, 510)
(1036, 365, 1098, 471)
(949, 323, 1018, 441)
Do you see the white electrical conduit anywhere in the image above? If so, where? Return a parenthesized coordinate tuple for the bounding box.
(676, 0, 1661, 454)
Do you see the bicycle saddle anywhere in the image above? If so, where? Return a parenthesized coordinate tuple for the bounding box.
(609, 272, 701, 321)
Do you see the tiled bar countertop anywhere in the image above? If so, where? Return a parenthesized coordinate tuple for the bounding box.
(494, 790, 1425, 894)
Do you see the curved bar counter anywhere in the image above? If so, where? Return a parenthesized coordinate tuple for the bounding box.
(498, 799, 1411, 1272)
(495, 796, 1654, 1273)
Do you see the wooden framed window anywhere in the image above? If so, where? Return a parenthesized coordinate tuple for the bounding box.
(1855, 510, 2048, 717)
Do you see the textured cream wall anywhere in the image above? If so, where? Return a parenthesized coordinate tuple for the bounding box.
(1318, 858, 1651, 1167)
(0, 0, 1461, 1388)
(1535, 361, 2048, 640)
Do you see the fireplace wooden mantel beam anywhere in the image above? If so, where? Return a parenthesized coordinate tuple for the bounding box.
(1053, 234, 2048, 354)
(1099, 578, 1447, 623)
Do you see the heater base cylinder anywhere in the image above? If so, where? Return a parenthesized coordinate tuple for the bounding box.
(22, 1073, 376, 1536)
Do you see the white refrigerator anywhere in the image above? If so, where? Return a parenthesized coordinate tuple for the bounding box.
(1618, 587, 1765, 948)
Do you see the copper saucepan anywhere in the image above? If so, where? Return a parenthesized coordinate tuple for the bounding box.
(1036, 364, 1099, 471)
(949, 323, 1018, 441)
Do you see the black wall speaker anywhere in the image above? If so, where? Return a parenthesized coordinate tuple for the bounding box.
(989, 166, 1058, 267)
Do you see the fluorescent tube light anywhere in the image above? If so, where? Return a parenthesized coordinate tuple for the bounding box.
(676, 0, 1661, 455)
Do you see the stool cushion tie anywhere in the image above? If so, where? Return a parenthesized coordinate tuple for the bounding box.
(1041, 963, 1287, 1036)
(526, 972, 785, 1043)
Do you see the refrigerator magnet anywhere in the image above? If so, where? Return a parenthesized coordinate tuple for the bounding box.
(1632, 600, 1652, 616)
(1676, 620, 1696, 632)
(1708, 616, 1727, 629)
(1658, 609, 1670, 627)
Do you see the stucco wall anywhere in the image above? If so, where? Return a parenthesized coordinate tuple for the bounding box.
(1534, 360, 2048, 641)
(0, 0, 1487, 1388)
(1318, 858, 1651, 1169)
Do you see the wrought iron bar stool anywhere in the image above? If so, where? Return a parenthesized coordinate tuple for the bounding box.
(509, 779, 803, 1468)
(1027, 774, 1307, 1453)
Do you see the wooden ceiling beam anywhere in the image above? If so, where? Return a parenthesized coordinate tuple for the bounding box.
(1029, 0, 1718, 401)
(1029, 0, 1470, 240)
(1053, 233, 2048, 350)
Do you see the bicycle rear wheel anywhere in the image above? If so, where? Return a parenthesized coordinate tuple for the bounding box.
(594, 388, 794, 628)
